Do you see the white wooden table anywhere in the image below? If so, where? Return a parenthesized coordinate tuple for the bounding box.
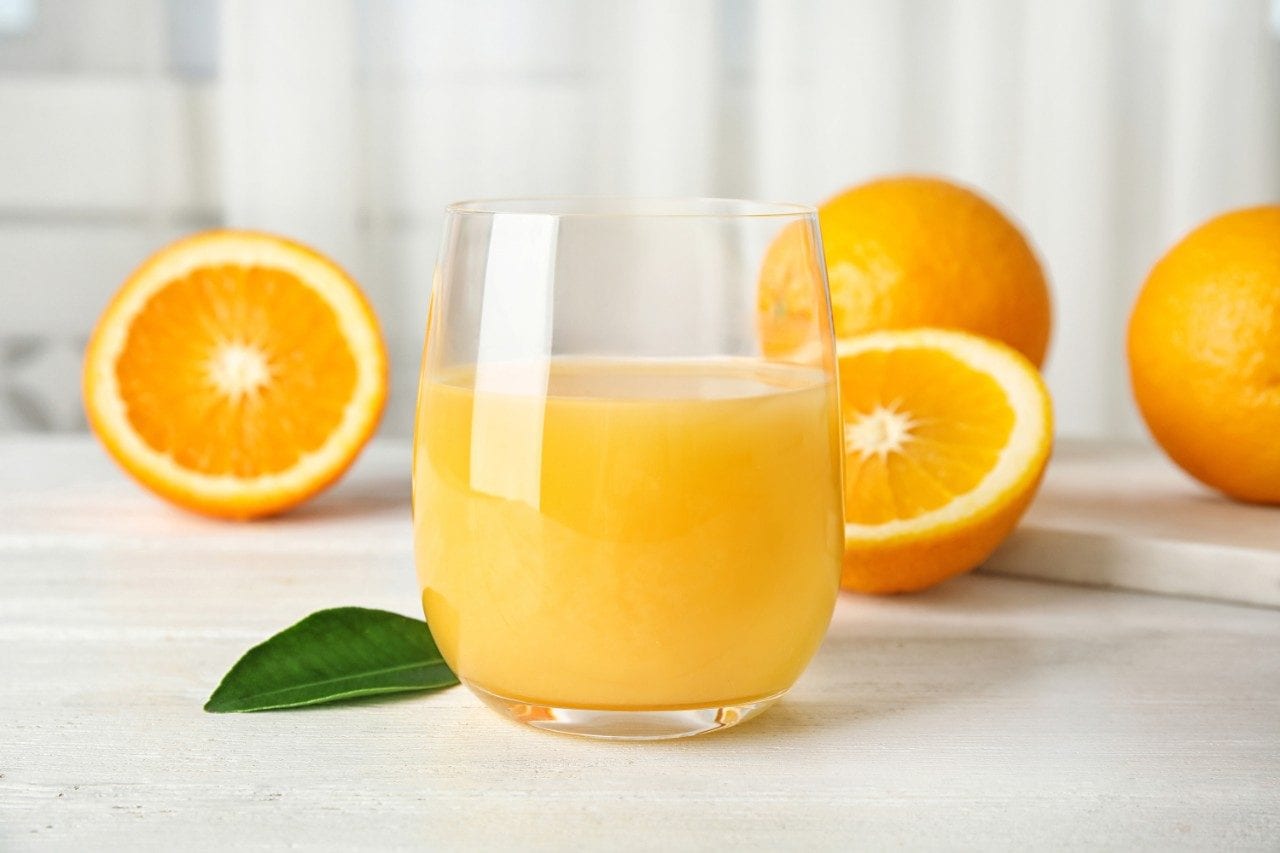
(2, 437, 1278, 850)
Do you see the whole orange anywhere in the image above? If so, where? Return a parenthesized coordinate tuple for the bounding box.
(1127, 205, 1280, 504)
(758, 176, 1052, 366)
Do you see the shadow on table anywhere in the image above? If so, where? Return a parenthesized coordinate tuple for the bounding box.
(686, 575, 1048, 747)
(280, 473, 411, 522)
(231, 575, 1047, 741)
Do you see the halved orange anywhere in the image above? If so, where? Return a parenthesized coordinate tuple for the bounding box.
(83, 230, 388, 519)
(837, 329, 1052, 593)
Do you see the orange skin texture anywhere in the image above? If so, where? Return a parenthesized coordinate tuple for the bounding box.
(83, 230, 388, 520)
(1127, 206, 1280, 504)
(759, 175, 1052, 366)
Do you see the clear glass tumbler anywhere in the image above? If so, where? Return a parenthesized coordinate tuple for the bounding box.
(413, 198, 843, 739)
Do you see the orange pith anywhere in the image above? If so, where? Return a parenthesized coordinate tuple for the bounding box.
(83, 230, 388, 519)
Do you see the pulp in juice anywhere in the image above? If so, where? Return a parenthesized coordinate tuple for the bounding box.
(412, 359, 843, 710)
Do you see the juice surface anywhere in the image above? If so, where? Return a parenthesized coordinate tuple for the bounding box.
(413, 358, 843, 710)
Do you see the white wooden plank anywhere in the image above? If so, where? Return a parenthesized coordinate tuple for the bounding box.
(1, 436, 1278, 849)
(983, 440, 1280, 607)
(0, 436, 411, 553)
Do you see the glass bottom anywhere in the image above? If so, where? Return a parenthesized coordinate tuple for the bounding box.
(466, 681, 786, 740)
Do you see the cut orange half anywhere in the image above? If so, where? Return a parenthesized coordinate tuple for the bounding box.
(837, 329, 1052, 593)
(83, 230, 388, 519)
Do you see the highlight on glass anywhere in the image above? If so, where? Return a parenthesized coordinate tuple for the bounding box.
(412, 198, 843, 739)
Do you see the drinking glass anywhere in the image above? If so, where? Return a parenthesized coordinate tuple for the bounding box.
(413, 198, 843, 739)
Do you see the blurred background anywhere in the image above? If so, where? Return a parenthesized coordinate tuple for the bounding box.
(1, 0, 1277, 438)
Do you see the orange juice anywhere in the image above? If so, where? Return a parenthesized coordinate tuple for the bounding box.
(412, 359, 842, 710)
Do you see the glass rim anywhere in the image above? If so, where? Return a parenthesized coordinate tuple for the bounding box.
(444, 196, 817, 219)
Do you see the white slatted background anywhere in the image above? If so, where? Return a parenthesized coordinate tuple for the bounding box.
(1, 0, 1278, 436)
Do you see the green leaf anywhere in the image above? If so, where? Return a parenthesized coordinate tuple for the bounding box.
(204, 607, 458, 713)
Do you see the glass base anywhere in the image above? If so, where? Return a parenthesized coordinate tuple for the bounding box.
(466, 681, 786, 740)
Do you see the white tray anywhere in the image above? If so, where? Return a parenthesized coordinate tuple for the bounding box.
(982, 440, 1280, 608)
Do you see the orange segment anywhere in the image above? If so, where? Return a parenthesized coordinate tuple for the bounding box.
(83, 230, 388, 519)
(837, 329, 1053, 593)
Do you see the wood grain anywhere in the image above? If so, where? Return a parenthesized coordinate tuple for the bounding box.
(2, 437, 1278, 849)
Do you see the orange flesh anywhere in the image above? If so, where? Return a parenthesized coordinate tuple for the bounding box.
(840, 347, 1015, 524)
(114, 264, 358, 477)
